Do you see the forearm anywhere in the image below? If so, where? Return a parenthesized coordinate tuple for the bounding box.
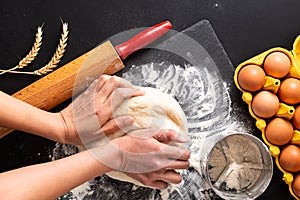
(0, 91, 64, 141)
(0, 149, 111, 200)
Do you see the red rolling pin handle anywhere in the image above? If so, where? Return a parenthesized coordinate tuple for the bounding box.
(115, 21, 172, 60)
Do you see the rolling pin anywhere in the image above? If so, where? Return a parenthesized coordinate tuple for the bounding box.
(0, 21, 172, 138)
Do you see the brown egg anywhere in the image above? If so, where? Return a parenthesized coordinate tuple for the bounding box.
(251, 91, 279, 118)
(279, 145, 300, 172)
(263, 51, 291, 78)
(292, 105, 300, 130)
(265, 118, 294, 145)
(293, 173, 300, 197)
(278, 78, 300, 105)
(237, 65, 266, 92)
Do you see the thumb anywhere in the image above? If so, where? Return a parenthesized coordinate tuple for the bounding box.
(101, 116, 134, 135)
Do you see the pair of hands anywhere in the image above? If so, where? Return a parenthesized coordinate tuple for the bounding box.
(58, 75, 190, 189)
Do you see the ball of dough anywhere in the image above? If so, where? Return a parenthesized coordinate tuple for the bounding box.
(112, 87, 188, 141)
(80, 87, 188, 186)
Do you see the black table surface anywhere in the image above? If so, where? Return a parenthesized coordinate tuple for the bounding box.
(0, 0, 300, 199)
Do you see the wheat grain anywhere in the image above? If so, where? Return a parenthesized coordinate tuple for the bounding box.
(0, 22, 69, 76)
(33, 22, 68, 75)
(0, 26, 43, 75)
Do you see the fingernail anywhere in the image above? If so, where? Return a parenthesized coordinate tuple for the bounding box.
(125, 117, 134, 125)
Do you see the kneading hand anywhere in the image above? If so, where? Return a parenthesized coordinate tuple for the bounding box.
(90, 129, 190, 189)
(58, 75, 144, 144)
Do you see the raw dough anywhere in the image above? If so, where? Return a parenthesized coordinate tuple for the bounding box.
(81, 87, 188, 186)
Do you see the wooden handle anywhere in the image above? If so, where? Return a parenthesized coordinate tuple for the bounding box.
(115, 21, 172, 59)
(0, 41, 124, 138)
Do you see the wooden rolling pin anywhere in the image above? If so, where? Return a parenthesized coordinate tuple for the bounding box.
(0, 21, 172, 138)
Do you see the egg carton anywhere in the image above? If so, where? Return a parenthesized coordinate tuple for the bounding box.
(234, 35, 300, 200)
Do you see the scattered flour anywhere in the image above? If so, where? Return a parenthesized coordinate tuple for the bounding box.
(53, 62, 250, 200)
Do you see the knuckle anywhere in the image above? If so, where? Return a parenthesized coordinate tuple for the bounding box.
(95, 110, 101, 118)
(152, 159, 163, 169)
(96, 106, 112, 118)
(150, 159, 159, 169)
(118, 88, 134, 100)
(118, 89, 128, 100)
(99, 75, 109, 82)
(109, 120, 119, 130)
(151, 143, 162, 152)
(110, 76, 118, 84)
(113, 89, 124, 99)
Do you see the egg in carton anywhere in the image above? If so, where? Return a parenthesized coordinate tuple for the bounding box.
(234, 35, 300, 200)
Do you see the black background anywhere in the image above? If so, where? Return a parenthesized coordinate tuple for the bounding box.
(0, 0, 299, 199)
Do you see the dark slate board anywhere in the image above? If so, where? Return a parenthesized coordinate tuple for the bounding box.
(55, 20, 262, 200)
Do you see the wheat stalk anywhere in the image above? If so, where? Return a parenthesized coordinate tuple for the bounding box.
(0, 22, 68, 76)
(33, 22, 68, 75)
(0, 26, 43, 75)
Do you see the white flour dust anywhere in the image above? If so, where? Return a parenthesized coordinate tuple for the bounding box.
(122, 63, 232, 130)
(53, 62, 249, 200)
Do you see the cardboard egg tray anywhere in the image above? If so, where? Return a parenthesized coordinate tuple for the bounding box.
(234, 35, 300, 199)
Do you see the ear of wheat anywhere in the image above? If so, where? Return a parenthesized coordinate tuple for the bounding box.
(0, 22, 68, 76)
(33, 22, 69, 75)
(0, 26, 43, 75)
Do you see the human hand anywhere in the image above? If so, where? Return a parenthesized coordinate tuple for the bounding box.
(125, 129, 190, 189)
(90, 129, 190, 189)
(58, 75, 144, 144)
